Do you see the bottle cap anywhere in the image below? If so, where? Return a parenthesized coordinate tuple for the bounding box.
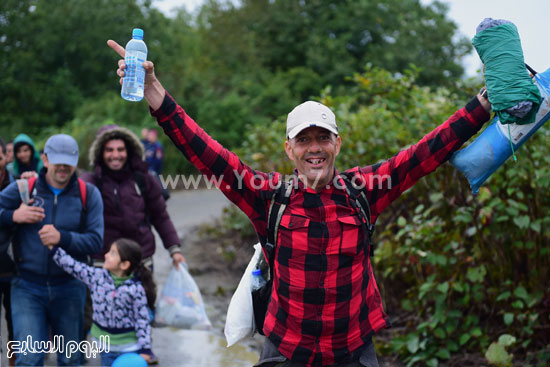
(252, 269, 262, 276)
(132, 28, 144, 39)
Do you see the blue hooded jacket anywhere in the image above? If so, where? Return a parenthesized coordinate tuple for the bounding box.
(0, 168, 104, 284)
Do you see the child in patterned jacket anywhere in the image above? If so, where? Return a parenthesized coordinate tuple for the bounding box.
(48, 238, 156, 366)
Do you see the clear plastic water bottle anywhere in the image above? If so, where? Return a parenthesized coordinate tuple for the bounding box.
(251, 269, 266, 291)
(121, 28, 148, 102)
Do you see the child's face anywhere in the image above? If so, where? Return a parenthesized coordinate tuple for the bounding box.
(16, 144, 32, 165)
(103, 243, 125, 274)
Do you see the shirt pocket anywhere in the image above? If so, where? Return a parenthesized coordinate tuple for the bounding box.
(279, 214, 310, 230)
(335, 214, 364, 256)
(278, 214, 310, 251)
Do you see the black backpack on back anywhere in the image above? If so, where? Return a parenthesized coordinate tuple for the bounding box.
(252, 173, 375, 335)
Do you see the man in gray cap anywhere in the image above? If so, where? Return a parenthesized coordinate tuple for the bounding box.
(109, 42, 491, 367)
(0, 134, 103, 366)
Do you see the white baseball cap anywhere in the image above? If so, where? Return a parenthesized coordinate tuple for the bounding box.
(286, 101, 338, 139)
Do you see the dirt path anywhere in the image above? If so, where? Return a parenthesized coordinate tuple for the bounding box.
(150, 188, 263, 366)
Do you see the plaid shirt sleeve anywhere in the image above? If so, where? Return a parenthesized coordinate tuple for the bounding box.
(150, 93, 276, 236)
(358, 96, 490, 220)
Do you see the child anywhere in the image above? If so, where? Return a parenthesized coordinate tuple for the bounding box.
(48, 238, 156, 366)
(6, 133, 43, 179)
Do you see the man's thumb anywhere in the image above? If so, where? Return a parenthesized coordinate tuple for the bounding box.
(144, 61, 155, 73)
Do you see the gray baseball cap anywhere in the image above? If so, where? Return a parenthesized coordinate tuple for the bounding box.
(286, 101, 338, 139)
(44, 134, 79, 167)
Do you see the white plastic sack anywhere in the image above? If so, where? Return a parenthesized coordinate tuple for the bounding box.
(155, 263, 211, 330)
(224, 243, 262, 347)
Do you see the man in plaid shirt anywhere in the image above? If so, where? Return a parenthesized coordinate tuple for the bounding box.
(109, 41, 491, 367)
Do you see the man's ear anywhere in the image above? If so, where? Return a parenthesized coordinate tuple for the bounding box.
(284, 140, 295, 162)
(335, 135, 342, 157)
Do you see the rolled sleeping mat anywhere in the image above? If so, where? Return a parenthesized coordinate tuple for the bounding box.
(450, 68, 550, 194)
(473, 18, 541, 125)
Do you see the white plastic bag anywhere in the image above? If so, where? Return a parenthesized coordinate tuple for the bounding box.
(224, 243, 262, 347)
(155, 263, 211, 329)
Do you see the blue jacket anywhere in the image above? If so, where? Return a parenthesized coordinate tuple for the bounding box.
(0, 168, 104, 284)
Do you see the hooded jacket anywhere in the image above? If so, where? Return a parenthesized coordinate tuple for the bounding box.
(0, 169, 103, 284)
(81, 126, 180, 261)
(7, 134, 44, 179)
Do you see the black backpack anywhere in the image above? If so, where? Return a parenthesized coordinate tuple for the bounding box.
(252, 173, 375, 335)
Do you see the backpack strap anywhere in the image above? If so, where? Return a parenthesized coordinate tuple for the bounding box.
(264, 180, 293, 275)
(77, 178, 88, 233)
(339, 173, 375, 256)
(133, 171, 151, 227)
(91, 173, 102, 192)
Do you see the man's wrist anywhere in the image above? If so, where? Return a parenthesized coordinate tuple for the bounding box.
(58, 230, 71, 248)
(6, 209, 17, 224)
(168, 245, 182, 256)
(144, 79, 166, 111)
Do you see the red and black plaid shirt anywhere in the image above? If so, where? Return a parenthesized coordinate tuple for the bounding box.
(152, 94, 489, 366)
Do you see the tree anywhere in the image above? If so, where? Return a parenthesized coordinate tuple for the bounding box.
(201, 0, 471, 88)
(0, 0, 166, 137)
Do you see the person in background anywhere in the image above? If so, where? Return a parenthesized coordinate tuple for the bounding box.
(0, 134, 104, 366)
(82, 125, 184, 365)
(6, 134, 43, 179)
(141, 128, 150, 146)
(0, 139, 13, 190)
(143, 128, 170, 201)
(144, 128, 164, 176)
(5, 141, 14, 165)
(82, 125, 183, 268)
(0, 138, 15, 367)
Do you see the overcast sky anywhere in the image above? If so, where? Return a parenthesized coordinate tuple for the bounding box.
(152, 0, 550, 78)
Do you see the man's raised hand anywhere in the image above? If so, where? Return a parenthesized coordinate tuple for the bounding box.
(107, 39, 165, 110)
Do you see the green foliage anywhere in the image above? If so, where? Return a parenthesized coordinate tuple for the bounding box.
(1, 0, 470, 159)
(0, 0, 167, 136)
(220, 0, 469, 87)
(485, 334, 516, 367)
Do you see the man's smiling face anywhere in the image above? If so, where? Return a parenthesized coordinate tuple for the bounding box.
(103, 139, 128, 171)
(285, 126, 341, 191)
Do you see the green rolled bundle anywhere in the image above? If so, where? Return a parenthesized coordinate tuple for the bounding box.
(473, 20, 541, 125)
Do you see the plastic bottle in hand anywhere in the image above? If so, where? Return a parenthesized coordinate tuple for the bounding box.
(121, 28, 148, 101)
(251, 269, 266, 291)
